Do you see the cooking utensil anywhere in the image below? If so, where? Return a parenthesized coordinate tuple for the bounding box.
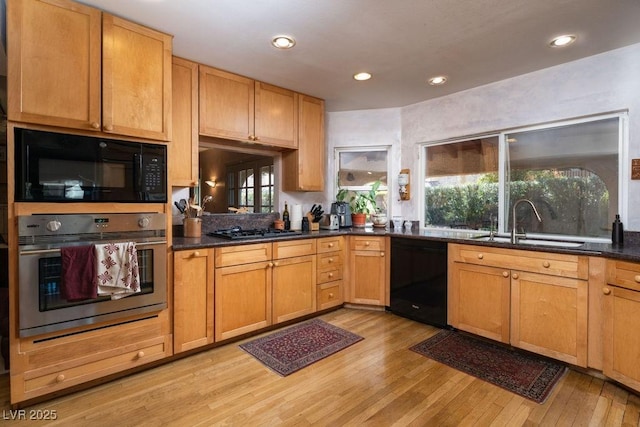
(174, 201, 185, 214)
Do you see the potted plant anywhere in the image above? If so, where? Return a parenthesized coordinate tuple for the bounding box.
(349, 180, 382, 227)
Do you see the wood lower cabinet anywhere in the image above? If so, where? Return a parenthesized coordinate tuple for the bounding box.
(603, 259, 640, 392)
(199, 65, 297, 148)
(272, 239, 317, 323)
(347, 236, 388, 306)
(8, 0, 172, 140)
(449, 243, 589, 366)
(316, 236, 344, 310)
(170, 57, 199, 186)
(173, 249, 214, 353)
(214, 243, 272, 341)
(448, 261, 510, 343)
(511, 271, 587, 366)
(10, 314, 171, 404)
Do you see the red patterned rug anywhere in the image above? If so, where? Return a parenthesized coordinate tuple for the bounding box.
(410, 330, 567, 403)
(239, 318, 363, 376)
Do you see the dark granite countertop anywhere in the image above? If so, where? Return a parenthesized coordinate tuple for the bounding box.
(172, 224, 640, 262)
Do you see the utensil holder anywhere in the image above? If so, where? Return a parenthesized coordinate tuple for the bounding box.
(183, 218, 202, 237)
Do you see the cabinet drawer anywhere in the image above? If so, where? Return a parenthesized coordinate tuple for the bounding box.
(273, 239, 316, 259)
(22, 337, 167, 397)
(317, 236, 344, 254)
(317, 281, 343, 310)
(451, 243, 587, 279)
(317, 252, 343, 269)
(350, 236, 385, 252)
(317, 266, 343, 284)
(215, 243, 272, 267)
(607, 259, 640, 291)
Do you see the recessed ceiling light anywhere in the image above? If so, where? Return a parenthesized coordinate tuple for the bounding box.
(353, 72, 372, 81)
(271, 35, 296, 49)
(428, 76, 447, 85)
(549, 34, 576, 48)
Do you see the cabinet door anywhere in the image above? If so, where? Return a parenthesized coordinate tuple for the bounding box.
(170, 57, 199, 186)
(282, 94, 325, 191)
(603, 285, 640, 391)
(449, 262, 510, 343)
(348, 249, 387, 306)
(272, 255, 316, 323)
(511, 271, 588, 366)
(254, 82, 298, 148)
(199, 65, 254, 141)
(102, 14, 172, 141)
(173, 249, 214, 353)
(7, 0, 102, 130)
(215, 261, 272, 341)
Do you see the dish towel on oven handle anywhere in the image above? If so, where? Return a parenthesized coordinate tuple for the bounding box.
(95, 242, 140, 300)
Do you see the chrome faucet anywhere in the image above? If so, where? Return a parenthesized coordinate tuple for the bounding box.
(511, 199, 542, 244)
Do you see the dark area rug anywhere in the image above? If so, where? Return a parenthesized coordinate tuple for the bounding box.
(410, 330, 567, 403)
(240, 318, 363, 376)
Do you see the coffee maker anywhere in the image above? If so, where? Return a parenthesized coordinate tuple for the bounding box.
(330, 202, 352, 227)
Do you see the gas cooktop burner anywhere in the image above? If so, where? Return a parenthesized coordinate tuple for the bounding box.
(207, 227, 302, 240)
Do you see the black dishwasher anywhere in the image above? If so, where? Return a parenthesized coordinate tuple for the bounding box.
(390, 237, 448, 327)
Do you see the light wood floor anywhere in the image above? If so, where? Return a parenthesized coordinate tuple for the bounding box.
(1, 308, 639, 426)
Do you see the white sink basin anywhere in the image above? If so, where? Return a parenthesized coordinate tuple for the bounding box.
(472, 235, 584, 248)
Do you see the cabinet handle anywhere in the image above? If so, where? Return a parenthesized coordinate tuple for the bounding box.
(254, 136, 260, 141)
(90, 121, 100, 129)
(104, 124, 114, 131)
(329, 293, 334, 298)
(267, 262, 274, 268)
(542, 261, 550, 268)
(193, 251, 200, 257)
(328, 258, 334, 263)
(635, 275, 640, 283)
(502, 271, 509, 278)
(328, 273, 334, 278)
(477, 253, 484, 259)
(137, 351, 145, 359)
(380, 252, 385, 257)
(602, 287, 611, 295)
(328, 243, 334, 248)
(56, 374, 65, 383)
(365, 241, 370, 246)
(273, 261, 279, 267)
(248, 135, 255, 141)
(512, 273, 519, 279)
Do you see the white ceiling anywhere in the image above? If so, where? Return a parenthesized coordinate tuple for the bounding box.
(75, 0, 640, 112)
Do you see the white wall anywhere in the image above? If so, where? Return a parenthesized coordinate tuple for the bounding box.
(320, 42, 640, 230)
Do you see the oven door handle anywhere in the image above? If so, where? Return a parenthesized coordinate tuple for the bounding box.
(19, 241, 168, 256)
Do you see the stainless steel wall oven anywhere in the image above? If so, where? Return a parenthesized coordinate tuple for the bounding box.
(18, 213, 167, 337)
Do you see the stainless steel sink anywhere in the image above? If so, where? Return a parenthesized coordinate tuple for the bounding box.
(472, 235, 585, 248)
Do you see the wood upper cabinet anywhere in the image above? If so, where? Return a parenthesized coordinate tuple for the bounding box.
(199, 65, 298, 148)
(347, 236, 389, 306)
(603, 259, 640, 392)
(173, 249, 214, 353)
(282, 94, 326, 192)
(170, 57, 199, 186)
(448, 243, 588, 366)
(8, 0, 172, 141)
(102, 14, 172, 140)
(8, 0, 102, 130)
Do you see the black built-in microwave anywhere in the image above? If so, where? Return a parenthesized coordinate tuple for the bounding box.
(14, 128, 167, 202)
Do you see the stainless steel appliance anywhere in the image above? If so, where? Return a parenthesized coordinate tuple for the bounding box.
(14, 128, 167, 202)
(207, 227, 301, 240)
(18, 213, 167, 337)
(390, 237, 448, 327)
(330, 202, 352, 227)
(319, 214, 340, 230)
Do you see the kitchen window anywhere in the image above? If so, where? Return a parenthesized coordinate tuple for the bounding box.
(335, 147, 389, 216)
(422, 114, 626, 241)
(227, 159, 274, 213)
